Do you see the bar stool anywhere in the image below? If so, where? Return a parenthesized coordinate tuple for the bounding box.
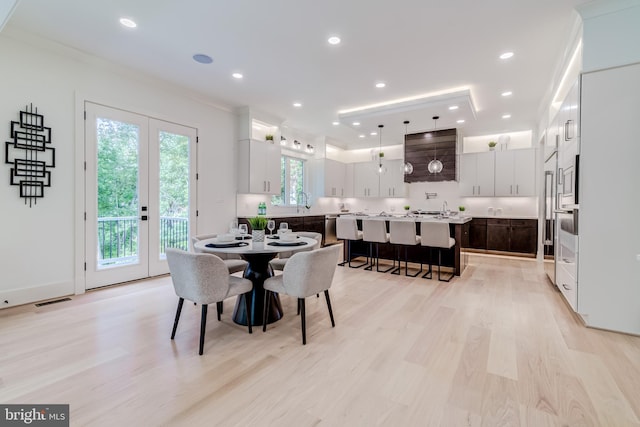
(420, 221, 455, 282)
(362, 218, 395, 273)
(389, 219, 422, 277)
(336, 217, 367, 268)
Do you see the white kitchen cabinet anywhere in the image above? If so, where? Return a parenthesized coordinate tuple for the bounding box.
(353, 162, 380, 197)
(237, 139, 281, 195)
(309, 158, 352, 198)
(379, 159, 406, 198)
(459, 152, 495, 196)
(558, 79, 580, 170)
(494, 148, 536, 196)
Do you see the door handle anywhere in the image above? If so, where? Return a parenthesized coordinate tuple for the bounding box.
(516, 185, 519, 194)
(562, 283, 571, 291)
(510, 184, 513, 194)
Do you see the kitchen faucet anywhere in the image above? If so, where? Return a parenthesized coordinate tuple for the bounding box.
(297, 192, 310, 213)
(442, 200, 448, 216)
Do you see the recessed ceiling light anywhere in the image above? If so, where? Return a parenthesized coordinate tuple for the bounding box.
(501, 91, 513, 97)
(449, 105, 459, 110)
(328, 36, 341, 45)
(500, 51, 514, 60)
(332, 121, 340, 126)
(352, 122, 360, 126)
(293, 102, 302, 107)
(370, 132, 377, 136)
(502, 114, 512, 119)
(192, 54, 213, 64)
(457, 119, 465, 124)
(375, 82, 386, 88)
(232, 73, 243, 79)
(119, 17, 137, 28)
(359, 134, 366, 138)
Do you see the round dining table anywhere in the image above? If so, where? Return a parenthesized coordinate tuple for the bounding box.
(193, 235, 316, 326)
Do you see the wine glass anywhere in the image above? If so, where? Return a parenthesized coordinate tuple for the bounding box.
(267, 220, 276, 236)
(238, 224, 248, 240)
(279, 222, 288, 234)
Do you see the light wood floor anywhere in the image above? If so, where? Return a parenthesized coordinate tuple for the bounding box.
(1, 253, 639, 426)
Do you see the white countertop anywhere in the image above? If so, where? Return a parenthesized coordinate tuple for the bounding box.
(339, 214, 472, 224)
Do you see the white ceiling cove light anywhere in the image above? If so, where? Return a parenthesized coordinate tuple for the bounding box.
(502, 114, 512, 119)
(328, 36, 341, 45)
(457, 119, 465, 124)
(501, 91, 513, 97)
(375, 82, 386, 88)
(332, 121, 340, 126)
(293, 102, 302, 107)
(500, 51, 514, 60)
(232, 73, 243, 79)
(448, 105, 459, 110)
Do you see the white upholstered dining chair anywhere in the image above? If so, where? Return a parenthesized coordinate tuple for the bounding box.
(262, 245, 341, 345)
(269, 231, 323, 271)
(191, 234, 248, 274)
(166, 248, 253, 355)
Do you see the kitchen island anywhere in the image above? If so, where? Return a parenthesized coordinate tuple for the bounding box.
(340, 214, 472, 276)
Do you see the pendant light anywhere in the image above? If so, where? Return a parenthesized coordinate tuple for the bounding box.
(427, 115, 443, 174)
(377, 124, 387, 174)
(403, 120, 413, 175)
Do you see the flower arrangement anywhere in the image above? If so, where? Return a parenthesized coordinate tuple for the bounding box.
(265, 134, 274, 141)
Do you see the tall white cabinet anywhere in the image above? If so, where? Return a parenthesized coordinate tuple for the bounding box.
(459, 152, 495, 196)
(494, 149, 536, 196)
(579, 62, 640, 335)
(309, 158, 353, 198)
(353, 159, 405, 198)
(237, 139, 281, 195)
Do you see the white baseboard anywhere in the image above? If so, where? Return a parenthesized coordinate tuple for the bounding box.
(0, 281, 75, 309)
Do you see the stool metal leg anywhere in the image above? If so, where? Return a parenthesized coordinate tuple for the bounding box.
(375, 243, 395, 273)
(437, 248, 454, 282)
(422, 247, 433, 279)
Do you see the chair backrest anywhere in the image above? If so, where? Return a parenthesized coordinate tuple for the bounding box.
(389, 219, 418, 245)
(336, 217, 360, 240)
(420, 221, 454, 248)
(282, 245, 341, 298)
(362, 219, 388, 243)
(296, 231, 323, 250)
(166, 248, 231, 304)
(192, 233, 239, 260)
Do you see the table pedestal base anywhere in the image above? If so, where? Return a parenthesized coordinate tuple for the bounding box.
(232, 253, 283, 326)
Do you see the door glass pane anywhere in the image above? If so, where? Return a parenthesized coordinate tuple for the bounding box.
(159, 131, 190, 256)
(96, 118, 140, 268)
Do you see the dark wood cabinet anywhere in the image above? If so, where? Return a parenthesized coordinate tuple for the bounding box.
(239, 215, 326, 245)
(509, 219, 537, 253)
(487, 219, 510, 251)
(468, 218, 487, 249)
(467, 217, 537, 256)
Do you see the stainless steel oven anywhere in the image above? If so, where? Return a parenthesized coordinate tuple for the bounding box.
(558, 154, 579, 209)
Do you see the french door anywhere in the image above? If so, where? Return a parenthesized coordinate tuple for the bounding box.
(85, 103, 197, 289)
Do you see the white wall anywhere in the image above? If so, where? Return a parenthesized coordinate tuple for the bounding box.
(0, 30, 238, 307)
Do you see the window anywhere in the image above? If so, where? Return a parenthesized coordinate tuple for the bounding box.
(271, 155, 304, 206)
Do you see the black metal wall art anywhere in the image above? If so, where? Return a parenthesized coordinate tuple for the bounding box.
(5, 104, 55, 207)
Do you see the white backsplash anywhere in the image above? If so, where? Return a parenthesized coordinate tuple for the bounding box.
(237, 180, 538, 218)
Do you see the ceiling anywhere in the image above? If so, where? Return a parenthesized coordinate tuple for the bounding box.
(5, 0, 588, 149)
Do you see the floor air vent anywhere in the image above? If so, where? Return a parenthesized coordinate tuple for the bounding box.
(35, 297, 72, 307)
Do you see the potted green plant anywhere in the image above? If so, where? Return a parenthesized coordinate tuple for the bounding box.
(248, 216, 268, 242)
(458, 206, 466, 215)
(265, 134, 274, 141)
(488, 141, 497, 151)
(404, 205, 410, 211)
